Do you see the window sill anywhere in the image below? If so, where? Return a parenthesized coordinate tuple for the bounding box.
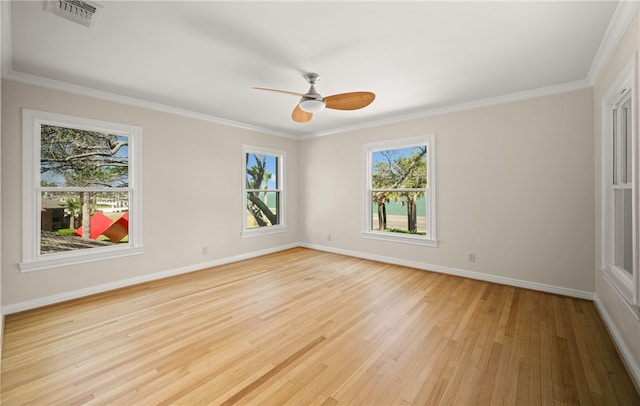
(242, 225, 288, 238)
(20, 246, 144, 272)
(601, 265, 640, 321)
(362, 231, 438, 247)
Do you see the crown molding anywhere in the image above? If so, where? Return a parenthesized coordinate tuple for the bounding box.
(2, 70, 298, 139)
(588, 0, 640, 85)
(301, 79, 592, 139)
(4, 69, 593, 142)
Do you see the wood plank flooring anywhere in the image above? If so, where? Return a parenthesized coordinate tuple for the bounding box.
(2, 247, 639, 405)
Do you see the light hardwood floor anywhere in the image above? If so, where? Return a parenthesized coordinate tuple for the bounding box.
(2, 247, 639, 405)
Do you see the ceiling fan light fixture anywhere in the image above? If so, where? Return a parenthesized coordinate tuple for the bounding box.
(254, 72, 375, 122)
(298, 98, 325, 113)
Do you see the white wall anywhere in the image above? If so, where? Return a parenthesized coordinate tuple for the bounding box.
(594, 9, 640, 389)
(1, 80, 300, 307)
(300, 88, 595, 294)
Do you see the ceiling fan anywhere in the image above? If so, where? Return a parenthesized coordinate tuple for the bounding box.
(254, 73, 375, 123)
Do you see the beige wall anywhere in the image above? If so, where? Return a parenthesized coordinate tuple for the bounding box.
(1, 81, 596, 306)
(594, 10, 640, 386)
(300, 89, 595, 293)
(1, 80, 300, 306)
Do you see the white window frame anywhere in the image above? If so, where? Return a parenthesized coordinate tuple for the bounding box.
(363, 134, 437, 247)
(600, 54, 640, 319)
(242, 145, 286, 237)
(21, 109, 143, 272)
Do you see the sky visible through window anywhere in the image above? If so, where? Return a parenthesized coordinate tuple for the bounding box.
(372, 146, 422, 171)
(246, 153, 277, 190)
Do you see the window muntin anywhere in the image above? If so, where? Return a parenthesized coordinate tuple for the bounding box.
(364, 135, 436, 246)
(22, 110, 143, 271)
(242, 146, 286, 236)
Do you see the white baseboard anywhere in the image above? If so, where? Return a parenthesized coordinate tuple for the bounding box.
(2, 243, 299, 315)
(300, 243, 595, 300)
(593, 295, 640, 393)
(2, 241, 595, 314)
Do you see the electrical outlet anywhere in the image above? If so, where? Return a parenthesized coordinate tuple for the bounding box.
(202, 246, 208, 255)
(468, 253, 476, 262)
(327, 234, 331, 241)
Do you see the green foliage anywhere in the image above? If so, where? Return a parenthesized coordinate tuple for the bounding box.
(373, 147, 426, 190)
(40, 125, 128, 187)
(56, 228, 77, 236)
(246, 153, 278, 227)
(66, 197, 82, 214)
(246, 154, 272, 190)
(41, 125, 129, 239)
(372, 146, 427, 233)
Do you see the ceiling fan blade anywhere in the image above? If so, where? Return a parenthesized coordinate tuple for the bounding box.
(253, 87, 305, 97)
(292, 105, 313, 123)
(324, 91, 375, 110)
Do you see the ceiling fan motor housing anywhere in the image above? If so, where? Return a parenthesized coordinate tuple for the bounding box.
(299, 81, 325, 112)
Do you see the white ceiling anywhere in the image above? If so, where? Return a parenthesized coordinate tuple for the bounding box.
(2, 1, 626, 137)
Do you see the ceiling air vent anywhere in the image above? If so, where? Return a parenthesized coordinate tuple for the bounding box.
(46, 0, 103, 28)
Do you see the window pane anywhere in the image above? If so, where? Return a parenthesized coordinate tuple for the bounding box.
(621, 103, 629, 184)
(40, 191, 130, 255)
(372, 146, 427, 189)
(246, 191, 279, 228)
(40, 125, 129, 188)
(246, 153, 278, 190)
(371, 192, 426, 235)
(625, 102, 632, 184)
(613, 108, 618, 184)
(614, 188, 633, 275)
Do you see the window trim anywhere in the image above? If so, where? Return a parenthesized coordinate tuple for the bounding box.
(21, 109, 143, 272)
(600, 53, 640, 319)
(241, 145, 287, 237)
(362, 134, 437, 247)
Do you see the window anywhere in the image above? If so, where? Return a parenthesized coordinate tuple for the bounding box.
(601, 55, 639, 317)
(242, 145, 286, 237)
(364, 135, 436, 246)
(21, 109, 143, 271)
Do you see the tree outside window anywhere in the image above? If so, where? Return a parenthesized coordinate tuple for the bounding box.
(41, 125, 129, 246)
(364, 135, 436, 246)
(242, 146, 286, 236)
(21, 110, 143, 271)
